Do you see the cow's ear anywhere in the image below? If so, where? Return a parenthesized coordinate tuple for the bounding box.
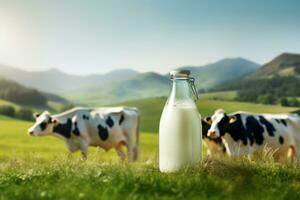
(51, 118, 59, 125)
(229, 116, 237, 124)
(204, 117, 212, 125)
(34, 113, 40, 119)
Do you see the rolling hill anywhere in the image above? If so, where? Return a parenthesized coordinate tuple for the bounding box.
(249, 53, 300, 78)
(180, 57, 260, 89)
(0, 78, 70, 116)
(64, 58, 259, 104)
(0, 65, 139, 93)
(0, 58, 259, 104)
(215, 53, 300, 105)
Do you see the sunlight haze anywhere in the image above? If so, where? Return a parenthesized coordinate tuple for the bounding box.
(0, 0, 299, 75)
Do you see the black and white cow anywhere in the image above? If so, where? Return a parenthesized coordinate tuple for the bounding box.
(201, 118, 226, 157)
(28, 107, 140, 161)
(206, 109, 300, 162)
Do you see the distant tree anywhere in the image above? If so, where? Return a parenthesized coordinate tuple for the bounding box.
(257, 94, 276, 105)
(0, 105, 15, 117)
(289, 98, 300, 107)
(280, 98, 289, 106)
(15, 108, 33, 121)
(221, 76, 300, 105)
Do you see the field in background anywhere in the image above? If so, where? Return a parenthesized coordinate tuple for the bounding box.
(111, 97, 298, 132)
(199, 90, 237, 100)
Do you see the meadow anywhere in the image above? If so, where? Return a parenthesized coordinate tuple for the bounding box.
(1, 97, 300, 199)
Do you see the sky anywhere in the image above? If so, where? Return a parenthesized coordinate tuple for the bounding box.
(0, 0, 300, 75)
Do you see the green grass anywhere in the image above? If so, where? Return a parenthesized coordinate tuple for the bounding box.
(1, 118, 300, 199)
(1, 98, 300, 199)
(200, 91, 237, 100)
(278, 67, 295, 76)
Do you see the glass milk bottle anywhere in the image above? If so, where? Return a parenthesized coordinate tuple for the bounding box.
(159, 70, 202, 172)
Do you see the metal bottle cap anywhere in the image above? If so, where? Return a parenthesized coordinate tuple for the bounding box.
(170, 70, 191, 78)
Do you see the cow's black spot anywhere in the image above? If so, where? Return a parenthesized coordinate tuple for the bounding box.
(217, 115, 231, 137)
(119, 114, 125, 125)
(82, 115, 89, 120)
(227, 114, 251, 145)
(106, 116, 114, 128)
(53, 118, 72, 138)
(280, 119, 287, 126)
(97, 124, 109, 141)
(201, 119, 211, 139)
(72, 122, 80, 136)
(40, 122, 47, 131)
(279, 136, 284, 144)
(275, 119, 280, 123)
(245, 116, 264, 145)
(259, 116, 276, 136)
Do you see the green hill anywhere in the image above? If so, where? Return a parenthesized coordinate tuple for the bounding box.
(0, 65, 139, 93)
(0, 78, 47, 107)
(215, 53, 300, 105)
(180, 57, 260, 89)
(64, 58, 259, 105)
(250, 53, 300, 78)
(0, 78, 72, 121)
(63, 72, 169, 105)
(0, 78, 70, 107)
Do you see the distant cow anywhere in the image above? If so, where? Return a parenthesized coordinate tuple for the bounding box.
(28, 107, 140, 161)
(207, 109, 300, 162)
(201, 118, 226, 157)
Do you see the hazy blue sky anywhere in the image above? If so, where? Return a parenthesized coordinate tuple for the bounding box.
(0, 0, 299, 75)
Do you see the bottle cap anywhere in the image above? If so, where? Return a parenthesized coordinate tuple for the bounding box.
(170, 70, 191, 78)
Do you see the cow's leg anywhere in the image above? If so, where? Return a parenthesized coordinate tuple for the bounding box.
(115, 142, 126, 161)
(79, 138, 89, 160)
(124, 128, 138, 162)
(287, 145, 296, 164)
(66, 139, 79, 158)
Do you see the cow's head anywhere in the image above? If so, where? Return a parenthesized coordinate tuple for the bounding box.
(201, 117, 212, 139)
(207, 109, 236, 138)
(27, 111, 59, 136)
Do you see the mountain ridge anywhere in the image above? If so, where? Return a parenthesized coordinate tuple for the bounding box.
(249, 52, 300, 78)
(0, 57, 260, 104)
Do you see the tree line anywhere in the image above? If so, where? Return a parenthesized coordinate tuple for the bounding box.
(214, 75, 300, 106)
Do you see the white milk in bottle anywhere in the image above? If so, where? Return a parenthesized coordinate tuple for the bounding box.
(159, 70, 202, 172)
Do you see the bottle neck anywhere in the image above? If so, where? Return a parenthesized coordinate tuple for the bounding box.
(169, 79, 192, 102)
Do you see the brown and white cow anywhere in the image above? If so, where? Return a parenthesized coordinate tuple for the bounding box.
(206, 109, 300, 162)
(28, 107, 139, 161)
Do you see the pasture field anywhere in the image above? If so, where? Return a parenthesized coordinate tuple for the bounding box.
(1, 118, 300, 199)
(112, 97, 298, 132)
(199, 91, 238, 101)
(1, 98, 300, 200)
